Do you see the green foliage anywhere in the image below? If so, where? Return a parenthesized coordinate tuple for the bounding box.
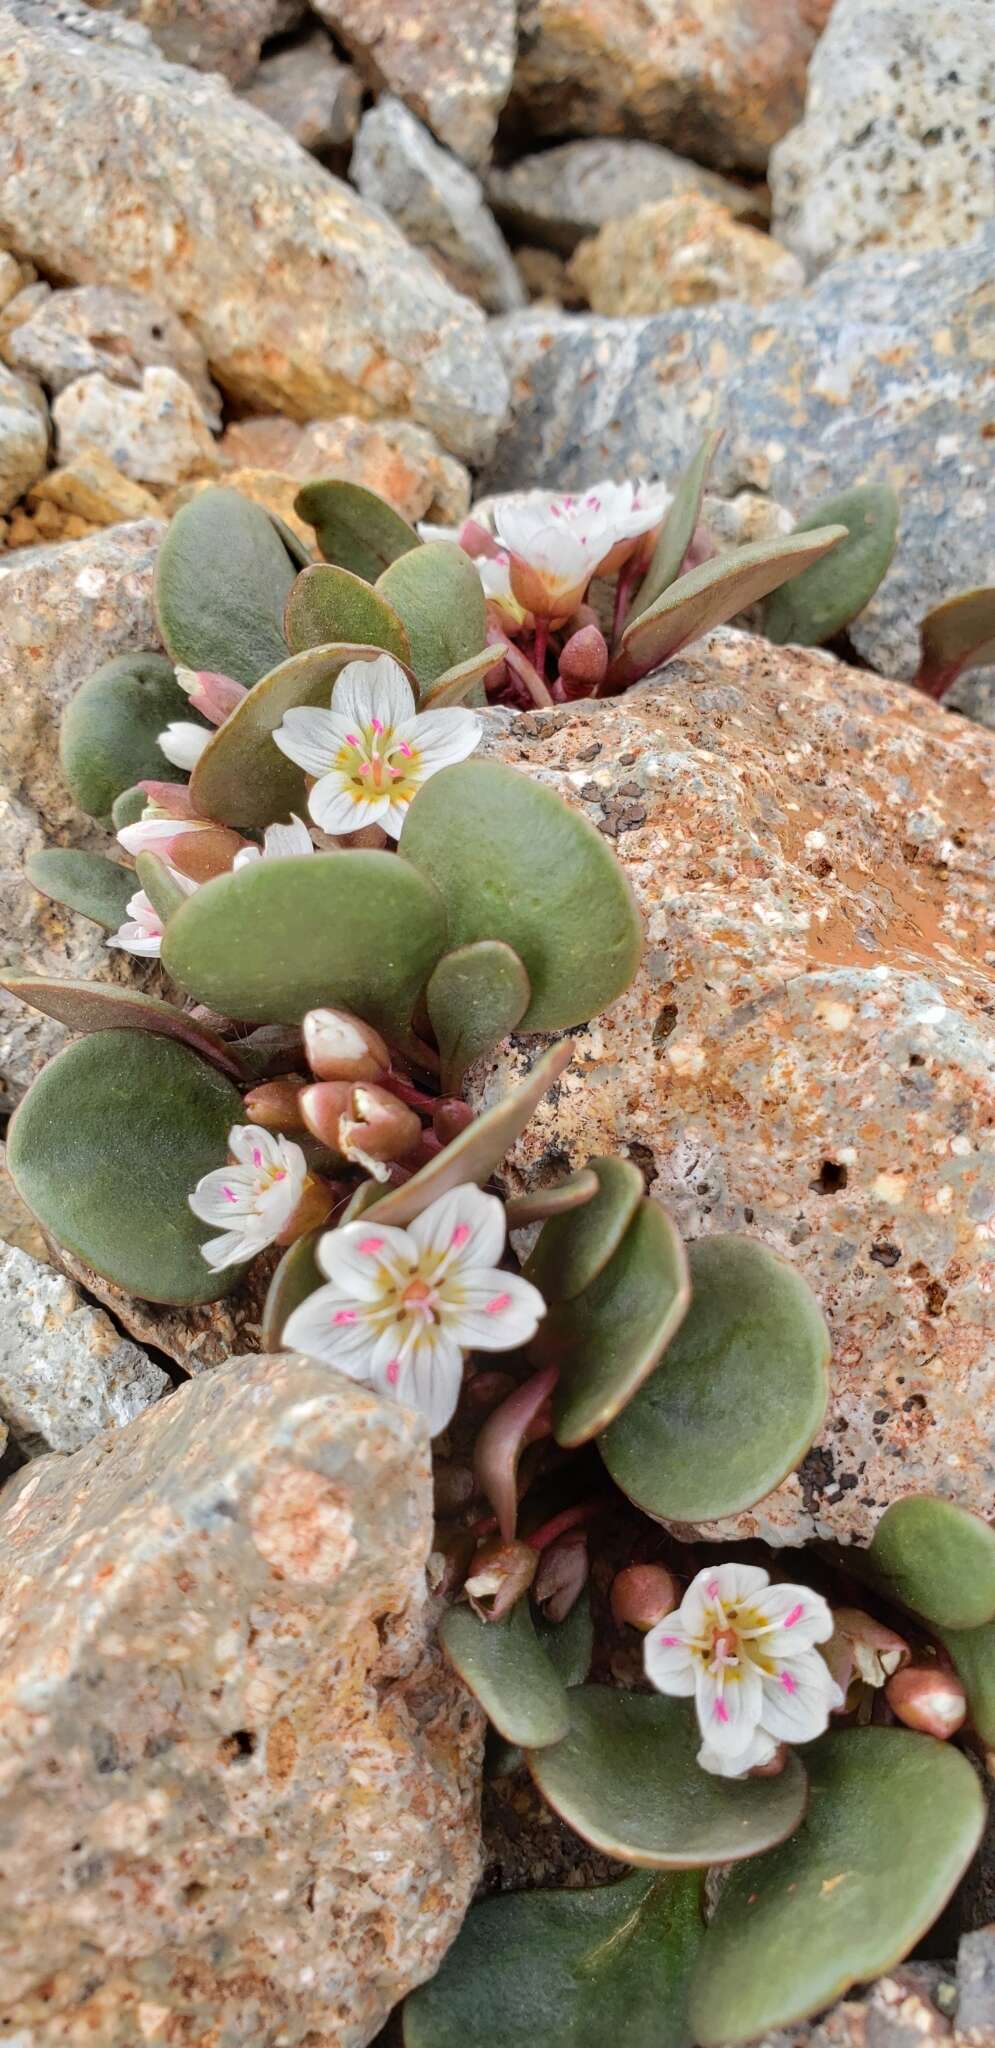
(865, 1496, 995, 1630)
(916, 586, 995, 699)
(608, 527, 847, 688)
(526, 1155, 643, 1302)
(111, 784, 149, 830)
(283, 562, 412, 662)
(936, 1620, 995, 1744)
(426, 940, 531, 1092)
(294, 478, 421, 580)
(762, 485, 899, 647)
(440, 1599, 570, 1748)
(60, 653, 192, 818)
(26, 848, 135, 930)
(190, 643, 389, 830)
(371, 1043, 574, 1227)
(262, 1229, 324, 1350)
(420, 647, 497, 708)
(630, 428, 722, 620)
(154, 486, 298, 685)
(0, 974, 245, 1077)
(135, 849, 191, 924)
(376, 542, 488, 687)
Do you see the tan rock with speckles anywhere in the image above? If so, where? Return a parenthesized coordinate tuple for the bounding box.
(0, 1351, 482, 2045)
(311, 0, 516, 165)
(569, 195, 805, 314)
(218, 412, 472, 525)
(476, 631, 995, 1547)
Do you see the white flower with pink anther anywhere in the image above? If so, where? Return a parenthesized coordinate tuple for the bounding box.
(106, 873, 197, 958)
(492, 480, 668, 620)
(189, 1124, 309, 1271)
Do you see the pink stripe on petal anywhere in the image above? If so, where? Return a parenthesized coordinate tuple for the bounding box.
(359, 1237, 384, 1255)
(784, 1604, 805, 1629)
(486, 1293, 511, 1314)
(713, 1699, 729, 1724)
(451, 1224, 471, 1248)
(780, 1671, 797, 1694)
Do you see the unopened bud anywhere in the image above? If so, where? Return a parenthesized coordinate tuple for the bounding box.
(243, 1078, 308, 1131)
(611, 1564, 681, 1633)
(558, 624, 609, 689)
(299, 1079, 352, 1149)
(885, 1665, 967, 1739)
(433, 1098, 474, 1146)
(428, 1527, 477, 1599)
(300, 1080, 421, 1179)
(302, 1007, 390, 1082)
(276, 1173, 335, 1245)
(459, 518, 504, 560)
(535, 1532, 589, 1623)
(175, 666, 248, 725)
(167, 825, 248, 882)
(832, 1608, 910, 1692)
(465, 1537, 537, 1622)
(137, 779, 197, 818)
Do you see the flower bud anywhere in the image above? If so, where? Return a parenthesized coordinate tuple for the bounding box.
(175, 666, 247, 725)
(458, 517, 504, 560)
(167, 825, 249, 882)
(535, 1532, 589, 1623)
(340, 1085, 422, 1174)
(611, 1564, 680, 1633)
(832, 1608, 910, 1691)
(276, 1173, 335, 1245)
(558, 624, 609, 690)
(465, 1538, 538, 1621)
(299, 1079, 352, 1149)
(243, 1078, 308, 1131)
(433, 1098, 475, 1146)
(885, 1665, 967, 1739)
(302, 1007, 390, 1082)
(136, 779, 198, 818)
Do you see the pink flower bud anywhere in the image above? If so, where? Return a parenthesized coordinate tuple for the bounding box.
(611, 1564, 681, 1633)
(831, 1608, 911, 1692)
(558, 624, 609, 689)
(885, 1665, 967, 1739)
(167, 825, 249, 881)
(535, 1531, 589, 1623)
(433, 1099, 474, 1146)
(176, 667, 248, 725)
(340, 1085, 422, 1170)
(138, 780, 198, 818)
(459, 518, 504, 560)
(298, 1079, 353, 1149)
(302, 1007, 390, 1082)
(465, 1538, 538, 1621)
(243, 1078, 308, 1131)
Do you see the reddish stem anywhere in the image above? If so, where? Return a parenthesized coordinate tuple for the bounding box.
(503, 639, 555, 709)
(612, 561, 638, 646)
(533, 617, 549, 679)
(525, 1499, 605, 1554)
(383, 1074, 438, 1112)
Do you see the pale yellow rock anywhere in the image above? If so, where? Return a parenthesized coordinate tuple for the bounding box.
(52, 367, 220, 489)
(0, 250, 25, 312)
(569, 194, 805, 314)
(169, 468, 313, 544)
(218, 412, 472, 525)
(28, 444, 160, 525)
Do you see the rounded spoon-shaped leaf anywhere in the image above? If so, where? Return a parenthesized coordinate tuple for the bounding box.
(427, 940, 531, 1093)
(189, 642, 395, 830)
(26, 849, 135, 931)
(7, 1030, 243, 1303)
(762, 485, 899, 648)
(403, 1867, 704, 2048)
(295, 478, 421, 580)
(528, 1688, 807, 1869)
(505, 1169, 599, 1231)
(60, 652, 192, 818)
(0, 974, 245, 1078)
(162, 850, 446, 1036)
(283, 562, 412, 663)
(630, 427, 722, 620)
(526, 1155, 644, 1303)
(865, 1496, 995, 1631)
(266, 509, 313, 571)
(600, 1236, 830, 1522)
(155, 486, 297, 685)
(936, 1620, 995, 1744)
(400, 760, 642, 1033)
(537, 1590, 595, 1690)
(440, 1598, 570, 1748)
(376, 541, 488, 686)
(690, 1729, 986, 2046)
(916, 585, 995, 699)
(534, 1199, 690, 1448)
(370, 1041, 574, 1228)
(111, 785, 149, 830)
(420, 646, 498, 709)
(261, 1229, 323, 1350)
(608, 527, 847, 689)
(135, 849, 191, 925)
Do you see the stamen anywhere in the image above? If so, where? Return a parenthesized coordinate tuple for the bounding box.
(346, 733, 361, 748)
(398, 741, 414, 759)
(252, 1148, 263, 1167)
(451, 1224, 471, 1248)
(370, 717, 384, 736)
(784, 1604, 805, 1629)
(386, 1359, 400, 1386)
(658, 1635, 679, 1648)
(707, 1579, 720, 1600)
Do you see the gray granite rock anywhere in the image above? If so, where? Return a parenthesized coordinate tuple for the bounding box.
(0, 1242, 168, 1454)
(53, 366, 220, 487)
(0, 1, 509, 464)
(311, 0, 516, 166)
(82, 0, 303, 83)
(240, 29, 361, 158)
(487, 137, 765, 256)
(486, 231, 995, 687)
(352, 98, 525, 316)
(0, 1351, 482, 2044)
(770, 0, 995, 275)
(3, 282, 220, 424)
(0, 361, 47, 512)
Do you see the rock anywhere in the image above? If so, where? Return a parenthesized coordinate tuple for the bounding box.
(770, 0, 995, 275)
(508, 0, 833, 173)
(487, 137, 765, 256)
(218, 411, 472, 524)
(0, 1142, 49, 1261)
(476, 635, 995, 1548)
(351, 99, 525, 316)
(82, 0, 302, 83)
(53, 367, 220, 489)
(957, 1926, 995, 2047)
(569, 194, 805, 313)
(0, 3, 509, 465)
(0, 362, 47, 512)
(240, 30, 362, 158)
(0, 1351, 482, 2043)
(28, 444, 162, 525)
(750, 1967, 953, 2048)
(3, 282, 220, 425)
(0, 247, 26, 310)
(0, 1243, 168, 1455)
(311, 0, 516, 166)
(515, 245, 587, 309)
(486, 230, 995, 687)
(52, 1242, 278, 1377)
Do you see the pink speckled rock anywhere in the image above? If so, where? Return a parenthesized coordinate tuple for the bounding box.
(0, 1352, 482, 2045)
(475, 630, 995, 1548)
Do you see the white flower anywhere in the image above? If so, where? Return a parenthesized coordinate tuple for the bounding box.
(232, 815, 314, 869)
(644, 1562, 844, 1779)
(492, 480, 668, 620)
(272, 653, 481, 841)
(158, 720, 210, 770)
(117, 810, 214, 857)
(106, 873, 197, 957)
(282, 1183, 546, 1435)
(189, 1124, 309, 1272)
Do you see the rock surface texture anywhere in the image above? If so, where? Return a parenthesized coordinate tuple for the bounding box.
(0, 362, 47, 512)
(569, 194, 804, 313)
(0, 1, 508, 463)
(770, 0, 995, 274)
(487, 136, 763, 255)
(239, 29, 362, 157)
(487, 231, 995, 686)
(0, 1352, 482, 2045)
(477, 636, 995, 1548)
(82, 0, 302, 83)
(352, 99, 525, 316)
(2, 282, 220, 422)
(218, 412, 471, 525)
(311, 0, 516, 166)
(0, 1242, 167, 1454)
(53, 366, 219, 487)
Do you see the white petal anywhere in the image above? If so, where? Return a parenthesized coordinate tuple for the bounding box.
(379, 797, 413, 840)
(755, 1583, 836, 1654)
(408, 1183, 506, 1272)
(403, 708, 482, 771)
(106, 921, 162, 957)
(697, 1727, 779, 1779)
(759, 1650, 843, 1746)
(228, 1125, 283, 1169)
(261, 815, 314, 860)
(188, 1164, 257, 1224)
(199, 1227, 264, 1272)
(696, 1659, 764, 1757)
(316, 1219, 415, 1298)
(232, 844, 261, 869)
(283, 1283, 380, 1371)
(333, 654, 416, 730)
(307, 773, 387, 837)
(158, 720, 209, 769)
(273, 705, 340, 775)
(679, 1562, 769, 1638)
(417, 521, 463, 545)
(448, 1270, 546, 1351)
(644, 1621, 697, 1697)
(377, 1327, 464, 1436)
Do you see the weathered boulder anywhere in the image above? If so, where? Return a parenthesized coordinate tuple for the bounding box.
(3, 282, 220, 423)
(53, 367, 220, 487)
(476, 634, 995, 1547)
(218, 411, 471, 525)
(487, 137, 763, 256)
(0, 1, 509, 463)
(311, 0, 516, 166)
(569, 194, 804, 314)
(0, 1352, 482, 2044)
(0, 1242, 168, 1454)
(507, 0, 833, 172)
(352, 99, 525, 316)
(28, 446, 161, 527)
(0, 361, 47, 512)
(82, 0, 304, 83)
(486, 230, 995, 688)
(770, 0, 995, 274)
(240, 29, 362, 158)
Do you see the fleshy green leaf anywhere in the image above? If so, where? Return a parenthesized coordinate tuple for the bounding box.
(600, 1235, 830, 1522)
(916, 586, 995, 699)
(537, 1591, 595, 1690)
(420, 646, 498, 709)
(111, 785, 149, 830)
(534, 1199, 690, 1448)
(230, 1023, 304, 1083)
(154, 486, 297, 686)
(376, 542, 488, 687)
(161, 850, 446, 1038)
(528, 1688, 807, 1868)
(135, 849, 191, 924)
(403, 1868, 704, 2048)
(262, 1229, 323, 1350)
(762, 485, 899, 648)
(294, 478, 421, 581)
(370, 1042, 574, 1227)
(936, 1621, 995, 1744)
(864, 1496, 995, 1631)
(440, 1597, 569, 1747)
(608, 527, 847, 688)
(690, 1730, 986, 2046)
(283, 562, 412, 663)
(190, 642, 392, 830)
(427, 940, 531, 1093)
(7, 1030, 243, 1304)
(60, 653, 192, 818)
(26, 849, 135, 931)
(526, 1156, 644, 1303)
(630, 428, 722, 620)
(505, 1169, 599, 1231)
(400, 760, 642, 1033)
(267, 509, 313, 571)
(0, 974, 245, 1078)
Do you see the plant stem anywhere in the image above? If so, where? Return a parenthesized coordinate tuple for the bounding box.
(503, 639, 555, 708)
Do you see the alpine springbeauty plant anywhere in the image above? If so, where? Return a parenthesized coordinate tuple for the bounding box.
(5, 477, 991, 2048)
